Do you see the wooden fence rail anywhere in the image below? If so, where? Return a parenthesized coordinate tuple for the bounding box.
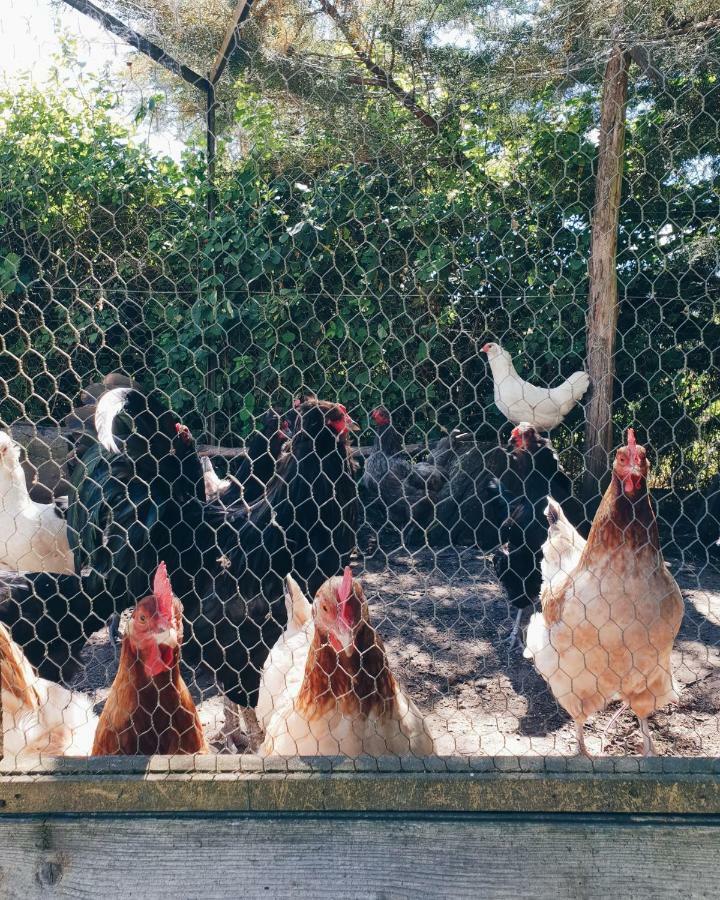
(1, 761, 719, 899)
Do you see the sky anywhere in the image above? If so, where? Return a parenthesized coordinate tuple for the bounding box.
(1, 0, 185, 158)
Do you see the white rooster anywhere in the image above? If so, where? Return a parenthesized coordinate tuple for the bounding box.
(482, 342, 590, 431)
(1, 622, 97, 761)
(0, 431, 75, 574)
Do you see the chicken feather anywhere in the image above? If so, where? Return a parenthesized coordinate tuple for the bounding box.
(525, 433, 683, 756)
(482, 342, 590, 431)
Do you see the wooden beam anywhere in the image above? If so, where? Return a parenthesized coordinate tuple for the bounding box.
(2, 758, 720, 815)
(3, 810, 720, 898)
(582, 44, 631, 502)
(59, 0, 211, 93)
(209, 0, 254, 85)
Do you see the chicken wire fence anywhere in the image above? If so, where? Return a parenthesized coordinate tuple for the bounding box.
(0, 0, 719, 772)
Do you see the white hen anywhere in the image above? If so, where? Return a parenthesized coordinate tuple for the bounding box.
(0, 432, 75, 574)
(540, 497, 587, 593)
(1, 622, 97, 761)
(256, 574, 314, 731)
(482, 342, 590, 431)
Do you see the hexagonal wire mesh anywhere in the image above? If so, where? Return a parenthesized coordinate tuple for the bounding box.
(0, 0, 718, 772)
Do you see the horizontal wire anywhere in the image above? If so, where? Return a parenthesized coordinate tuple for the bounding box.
(10, 288, 719, 300)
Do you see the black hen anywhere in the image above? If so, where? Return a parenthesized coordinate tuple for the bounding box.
(500, 423, 580, 520)
(219, 408, 291, 506)
(427, 442, 510, 551)
(360, 406, 446, 548)
(492, 423, 582, 646)
(187, 399, 359, 721)
(0, 387, 205, 681)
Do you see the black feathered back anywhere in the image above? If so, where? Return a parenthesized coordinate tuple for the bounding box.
(66, 388, 206, 605)
(0, 572, 117, 682)
(176, 398, 358, 708)
(220, 408, 289, 506)
(428, 444, 510, 550)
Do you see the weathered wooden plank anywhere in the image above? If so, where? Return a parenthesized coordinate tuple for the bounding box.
(0, 813, 718, 899)
(2, 763, 720, 816)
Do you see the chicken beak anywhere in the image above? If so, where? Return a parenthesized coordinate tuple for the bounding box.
(346, 415, 360, 432)
(154, 626, 179, 648)
(624, 466, 643, 494)
(329, 622, 354, 653)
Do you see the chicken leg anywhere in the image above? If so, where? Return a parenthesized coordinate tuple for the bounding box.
(505, 608, 523, 649)
(575, 722, 590, 757)
(639, 717, 656, 757)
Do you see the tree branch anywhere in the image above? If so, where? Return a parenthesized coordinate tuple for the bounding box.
(315, 0, 441, 136)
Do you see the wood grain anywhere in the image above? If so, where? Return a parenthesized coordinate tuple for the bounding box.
(0, 813, 718, 899)
(582, 41, 631, 502)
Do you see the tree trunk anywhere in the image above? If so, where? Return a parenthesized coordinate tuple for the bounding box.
(582, 44, 631, 503)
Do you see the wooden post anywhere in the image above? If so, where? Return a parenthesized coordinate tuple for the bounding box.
(582, 44, 631, 503)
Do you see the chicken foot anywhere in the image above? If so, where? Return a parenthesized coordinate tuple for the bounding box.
(639, 717, 656, 757)
(504, 609, 524, 650)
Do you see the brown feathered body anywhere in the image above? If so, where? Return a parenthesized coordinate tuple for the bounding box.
(1, 622, 97, 760)
(92, 597, 207, 756)
(260, 575, 434, 757)
(525, 440, 684, 731)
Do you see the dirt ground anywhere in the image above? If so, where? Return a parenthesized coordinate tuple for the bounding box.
(70, 547, 720, 759)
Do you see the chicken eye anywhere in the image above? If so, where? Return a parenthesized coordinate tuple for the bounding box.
(139, 614, 147, 624)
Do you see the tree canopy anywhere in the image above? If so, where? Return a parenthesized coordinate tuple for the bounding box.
(1, 2, 719, 494)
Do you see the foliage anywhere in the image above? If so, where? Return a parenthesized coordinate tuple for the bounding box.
(1, 14, 719, 487)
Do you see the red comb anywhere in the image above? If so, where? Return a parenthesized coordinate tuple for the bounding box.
(627, 427, 638, 461)
(153, 562, 174, 618)
(337, 566, 355, 631)
(338, 566, 353, 602)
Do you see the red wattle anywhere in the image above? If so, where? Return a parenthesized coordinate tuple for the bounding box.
(328, 633, 343, 653)
(141, 642, 174, 677)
